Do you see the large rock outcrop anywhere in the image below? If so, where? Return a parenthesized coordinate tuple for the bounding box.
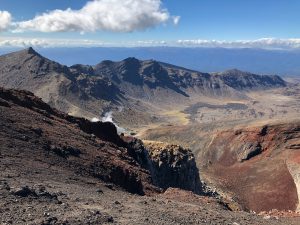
(143, 141, 202, 194)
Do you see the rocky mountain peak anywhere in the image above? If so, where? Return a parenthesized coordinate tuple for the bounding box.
(123, 57, 140, 64)
(9, 47, 42, 60)
(120, 57, 141, 70)
(26, 47, 39, 55)
(0, 46, 41, 61)
(100, 60, 114, 65)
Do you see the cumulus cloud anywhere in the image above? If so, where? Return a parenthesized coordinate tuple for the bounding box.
(15, 0, 178, 33)
(0, 11, 12, 31)
(177, 38, 300, 49)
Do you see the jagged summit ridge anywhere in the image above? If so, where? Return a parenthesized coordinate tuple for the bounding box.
(0, 48, 287, 121)
(214, 68, 286, 90)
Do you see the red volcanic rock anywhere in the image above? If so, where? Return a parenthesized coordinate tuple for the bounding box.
(201, 123, 300, 212)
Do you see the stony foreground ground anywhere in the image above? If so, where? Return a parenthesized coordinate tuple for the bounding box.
(1, 174, 300, 225)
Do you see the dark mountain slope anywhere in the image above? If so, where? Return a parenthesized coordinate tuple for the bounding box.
(94, 57, 286, 101)
(0, 47, 123, 103)
(0, 47, 70, 79)
(215, 69, 286, 90)
(0, 48, 124, 118)
(94, 58, 190, 98)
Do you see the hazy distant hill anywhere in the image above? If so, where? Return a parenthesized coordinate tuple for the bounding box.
(1, 47, 299, 76)
(0, 48, 286, 125)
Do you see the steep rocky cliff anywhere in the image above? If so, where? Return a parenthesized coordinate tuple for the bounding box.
(143, 141, 202, 194)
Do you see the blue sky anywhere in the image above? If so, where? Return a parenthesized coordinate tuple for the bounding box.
(1, 0, 300, 48)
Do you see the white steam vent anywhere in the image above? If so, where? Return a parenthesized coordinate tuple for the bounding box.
(102, 111, 126, 134)
(102, 111, 114, 123)
(91, 111, 126, 134)
(91, 117, 100, 122)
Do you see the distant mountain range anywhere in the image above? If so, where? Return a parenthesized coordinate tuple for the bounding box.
(0, 47, 286, 125)
(1, 47, 300, 76)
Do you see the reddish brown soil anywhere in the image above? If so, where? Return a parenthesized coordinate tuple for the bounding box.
(201, 123, 300, 212)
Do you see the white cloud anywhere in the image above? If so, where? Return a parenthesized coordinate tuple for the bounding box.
(0, 38, 106, 48)
(0, 38, 168, 48)
(15, 0, 177, 33)
(0, 38, 47, 47)
(0, 11, 12, 32)
(177, 38, 300, 49)
(173, 16, 180, 25)
(2, 37, 300, 50)
(135, 40, 167, 46)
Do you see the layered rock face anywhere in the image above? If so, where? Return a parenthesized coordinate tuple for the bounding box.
(200, 123, 300, 212)
(143, 141, 202, 194)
